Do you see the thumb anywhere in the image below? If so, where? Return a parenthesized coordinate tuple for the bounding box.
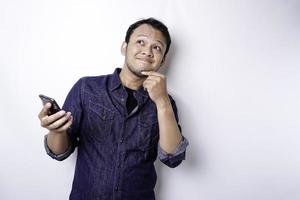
(38, 103, 51, 118)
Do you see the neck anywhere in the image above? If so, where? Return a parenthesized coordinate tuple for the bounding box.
(119, 65, 146, 90)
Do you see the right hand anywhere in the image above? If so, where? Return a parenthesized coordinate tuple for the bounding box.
(38, 103, 73, 133)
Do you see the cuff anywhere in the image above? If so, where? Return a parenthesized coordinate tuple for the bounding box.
(44, 134, 75, 161)
(158, 136, 189, 168)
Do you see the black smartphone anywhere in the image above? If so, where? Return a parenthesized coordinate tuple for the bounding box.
(39, 94, 61, 115)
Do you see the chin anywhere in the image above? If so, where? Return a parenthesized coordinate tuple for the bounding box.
(135, 71, 148, 78)
(128, 66, 147, 78)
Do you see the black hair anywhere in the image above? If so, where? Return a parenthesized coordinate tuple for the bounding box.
(125, 18, 171, 58)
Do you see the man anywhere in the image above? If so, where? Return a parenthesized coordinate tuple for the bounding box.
(38, 18, 189, 200)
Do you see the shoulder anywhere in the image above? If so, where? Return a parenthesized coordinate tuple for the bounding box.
(80, 73, 110, 84)
(76, 73, 112, 91)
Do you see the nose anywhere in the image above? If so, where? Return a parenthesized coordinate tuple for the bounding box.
(141, 46, 153, 58)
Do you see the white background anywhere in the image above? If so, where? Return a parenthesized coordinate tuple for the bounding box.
(1, 0, 300, 199)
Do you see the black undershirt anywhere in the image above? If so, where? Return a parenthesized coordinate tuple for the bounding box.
(125, 87, 138, 114)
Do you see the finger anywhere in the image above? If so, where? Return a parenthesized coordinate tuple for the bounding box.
(40, 110, 66, 127)
(141, 71, 165, 78)
(143, 80, 155, 90)
(145, 75, 161, 82)
(47, 113, 71, 130)
(143, 79, 157, 87)
(38, 103, 52, 119)
(55, 116, 73, 132)
(47, 112, 72, 130)
(142, 81, 149, 91)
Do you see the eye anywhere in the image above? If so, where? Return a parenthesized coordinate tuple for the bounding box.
(153, 45, 162, 52)
(137, 40, 144, 45)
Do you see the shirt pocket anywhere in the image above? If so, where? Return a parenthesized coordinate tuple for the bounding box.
(138, 112, 159, 151)
(87, 100, 114, 143)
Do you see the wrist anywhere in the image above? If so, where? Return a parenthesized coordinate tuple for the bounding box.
(49, 129, 67, 136)
(155, 96, 172, 110)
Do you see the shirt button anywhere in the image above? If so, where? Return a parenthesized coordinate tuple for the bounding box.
(119, 138, 123, 143)
(114, 186, 118, 191)
(121, 98, 125, 102)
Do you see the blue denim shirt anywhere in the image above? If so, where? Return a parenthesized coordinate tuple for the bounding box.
(44, 68, 189, 200)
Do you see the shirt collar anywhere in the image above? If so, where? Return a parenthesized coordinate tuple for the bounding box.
(110, 68, 123, 91)
(109, 68, 149, 98)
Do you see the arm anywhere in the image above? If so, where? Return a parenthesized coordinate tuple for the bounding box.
(38, 103, 73, 155)
(38, 78, 83, 160)
(156, 96, 182, 153)
(46, 130, 69, 155)
(142, 71, 188, 167)
(156, 96, 189, 168)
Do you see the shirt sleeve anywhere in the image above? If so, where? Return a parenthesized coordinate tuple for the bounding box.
(158, 136, 189, 168)
(157, 95, 189, 168)
(43, 78, 84, 161)
(44, 133, 77, 161)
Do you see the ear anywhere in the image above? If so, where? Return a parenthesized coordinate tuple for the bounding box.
(121, 42, 127, 56)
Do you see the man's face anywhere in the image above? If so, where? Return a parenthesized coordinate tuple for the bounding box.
(122, 24, 167, 77)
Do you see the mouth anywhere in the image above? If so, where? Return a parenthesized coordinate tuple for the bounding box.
(136, 58, 153, 64)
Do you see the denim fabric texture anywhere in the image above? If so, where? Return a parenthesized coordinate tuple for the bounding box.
(44, 68, 188, 200)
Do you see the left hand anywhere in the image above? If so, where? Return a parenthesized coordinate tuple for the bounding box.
(141, 71, 170, 106)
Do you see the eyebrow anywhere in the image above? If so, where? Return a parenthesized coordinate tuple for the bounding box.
(136, 34, 165, 47)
